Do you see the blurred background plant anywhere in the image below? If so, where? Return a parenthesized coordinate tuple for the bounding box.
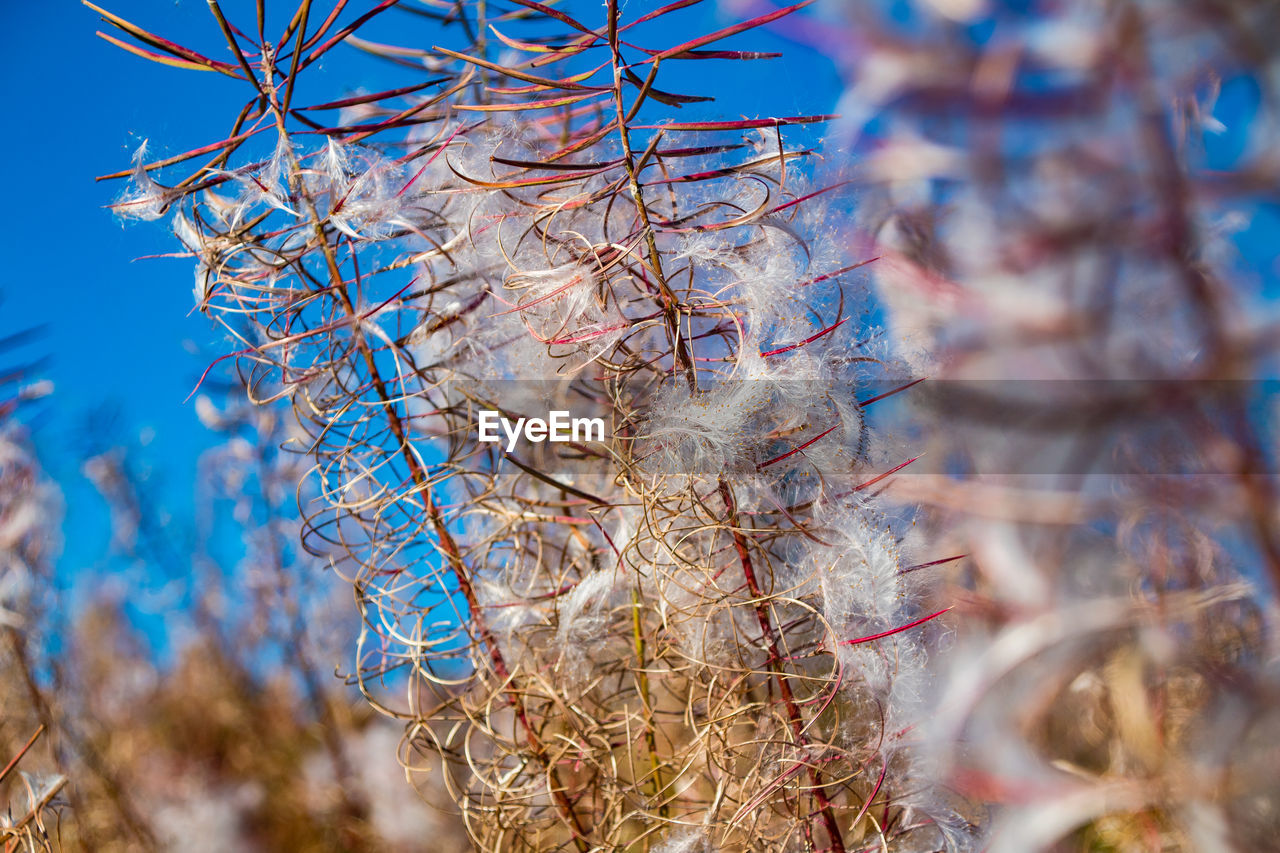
(804, 0, 1280, 850)
(0, 323, 65, 851)
(0, 325, 470, 851)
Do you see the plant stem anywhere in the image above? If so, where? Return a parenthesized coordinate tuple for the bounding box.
(259, 53, 593, 851)
(719, 480, 847, 853)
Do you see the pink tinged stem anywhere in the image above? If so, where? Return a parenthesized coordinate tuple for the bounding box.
(837, 607, 953, 647)
(760, 315, 850, 357)
(858, 376, 926, 408)
(757, 424, 840, 470)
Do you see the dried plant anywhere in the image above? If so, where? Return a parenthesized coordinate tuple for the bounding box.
(58, 382, 468, 852)
(93, 0, 1280, 851)
(95, 1, 969, 850)
(0, 327, 66, 851)
(0, 320, 470, 850)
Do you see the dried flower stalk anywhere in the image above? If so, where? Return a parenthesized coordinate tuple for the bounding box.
(98, 1, 966, 850)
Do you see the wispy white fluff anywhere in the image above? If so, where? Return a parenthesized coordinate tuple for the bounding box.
(653, 827, 715, 853)
(116, 140, 169, 221)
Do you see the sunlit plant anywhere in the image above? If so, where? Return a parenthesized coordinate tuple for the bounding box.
(95, 1, 969, 850)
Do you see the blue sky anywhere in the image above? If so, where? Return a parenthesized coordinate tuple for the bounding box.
(0, 1, 843, 586)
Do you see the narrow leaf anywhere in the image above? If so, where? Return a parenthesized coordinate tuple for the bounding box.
(622, 0, 706, 29)
(633, 114, 836, 131)
(838, 607, 953, 646)
(643, 0, 815, 63)
(454, 91, 604, 112)
(491, 155, 621, 171)
(96, 125, 270, 181)
(859, 377, 926, 407)
(760, 315, 849, 357)
(628, 47, 782, 61)
(447, 161, 610, 189)
(94, 32, 223, 73)
(623, 67, 713, 106)
(298, 79, 451, 111)
(83, 1, 243, 76)
(433, 45, 601, 91)
(488, 24, 574, 54)
(302, 0, 399, 69)
(757, 424, 839, 469)
(505, 0, 599, 35)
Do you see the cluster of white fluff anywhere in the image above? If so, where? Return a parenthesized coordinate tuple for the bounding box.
(124, 25, 964, 848)
(639, 350, 869, 487)
(117, 140, 171, 222)
(222, 129, 944, 847)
